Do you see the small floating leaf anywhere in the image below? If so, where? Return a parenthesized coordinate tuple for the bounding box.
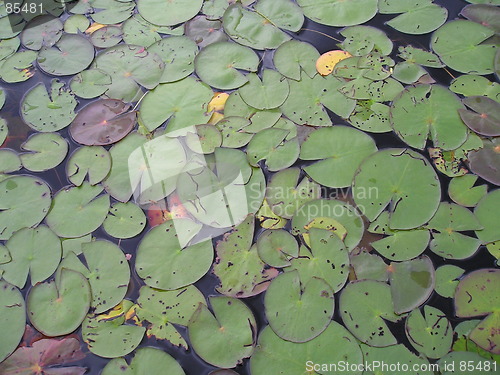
(435, 265, 464, 298)
(66, 146, 111, 186)
(137, 0, 203, 27)
(468, 138, 500, 186)
(256, 229, 298, 268)
(448, 175, 488, 207)
(273, 40, 319, 81)
(20, 132, 68, 172)
(103, 202, 146, 239)
(459, 96, 500, 136)
(296, 0, 378, 27)
(0, 281, 25, 362)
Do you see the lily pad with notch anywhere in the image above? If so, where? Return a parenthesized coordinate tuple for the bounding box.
(273, 40, 319, 81)
(0, 149, 21, 173)
(256, 229, 298, 268)
(20, 132, 68, 172)
(340, 25, 393, 56)
(458, 96, 500, 137)
(449, 75, 500, 102)
(66, 146, 111, 186)
(103, 202, 146, 239)
(448, 175, 488, 207)
(70, 69, 112, 99)
(435, 264, 464, 298)
(0, 50, 37, 83)
(467, 137, 500, 186)
(239, 70, 290, 110)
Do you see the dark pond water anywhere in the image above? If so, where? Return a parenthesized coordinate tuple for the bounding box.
(1, 0, 498, 374)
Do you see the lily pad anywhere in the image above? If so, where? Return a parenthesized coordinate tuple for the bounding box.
(103, 202, 146, 239)
(474, 190, 500, 246)
(20, 15, 62, 50)
(185, 124, 222, 154)
(360, 343, 433, 374)
(300, 126, 377, 188)
(387, 4, 447, 35)
(37, 34, 94, 76)
(64, 14, 90, 34)
(296, 0, 377, 27)
(450, 75, 500, 102)
(468, 137, 500, 185)
(273, 40, 319, 81)
(90, 26, 123, 48)
(27, 268, 91, 336)
(239, 70, 289, 110)
(431, 20, 496, 75)
(0, 50, 37, 83)
(91, 0, 135, 24)
(135, 219, 213, 290)
(20, 132, 68, 172)
(188, 296, 256, 368)
(82, 300, 146, 358)
(66, 146, 111, 186)
(0, 149, 21, 173)
(70, 99, 136, 146)
(350, 250, 389, 282)
(21, 79, 77, 132)
(137, 0, 203, 26)
(131, 285, 205, 348)
(459, 96, 500, 136)
(352, 148, 441, 230)
(256, 199, 287, 230)
(349, 101, 392, 133)
(0, 281, 25, 362)
(0, 118, 6, 146)
(70, 69, 113, 99)
(185, 16, 228, 48)
(461, 4, 500, 32)
(102, 347, 185, 375)
(256, 229, 298, 268)
(45, 182, 110, 238)
(340, 280, 400, 347)
(435, 264, 464, 298)
(0, 175, 52, 241)
(398, 45, 445, 68)
(340, 25, 393, 56)
(448, 175, 488, 207)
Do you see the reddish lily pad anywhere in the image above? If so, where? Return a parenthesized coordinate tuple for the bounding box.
(459, 96, 500, 136)
(468, 138, 500, 186)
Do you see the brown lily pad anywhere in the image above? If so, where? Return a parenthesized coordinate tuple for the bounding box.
(468, 138, 500, 186)
(458, 96, 500, 137)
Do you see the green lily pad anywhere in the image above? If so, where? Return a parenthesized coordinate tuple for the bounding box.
(427, 203, 483, 259)
(122, 15, 161, 47)
(202, 0, 228, 19)
(0, 281, 25, 362)
(90, 0, 135, 24)
(1, 225, 61, 289)
(215, 116, 253, 148)
(0, 149, 21, 173)
(391, 85, 468, 150)
(392, 61, 428, 84)
(82, 300, 146, 358)
(431, 20, 496, 75)
(214, 215, 278, 298)
(20, 132, 68, 172)
(405, 305, 453, 358)
(266, 167, 321, 219)
(389, 256, 435, 314)
(188, 296, 256, 368)
(103, 202, 146, 239)
(0, 175, 52, 241)
(256, 229, 298, 268)
(297, 0, 377, 27)
(349, 101, 392, 133)
(137, 0, 203, 26)
(281, 74, 356, 126)
(352, 148, 441, 230)
(273, 40, 319, 81)
(265, 270, 334, 343)
(439, 351, 498, 375)
(61, 234, 92, 258)
(64, 14, 90, 34)
(435, 264, 464, 298)
(66, 146, 111, 186)
(0, 50, 37, 83)
(340, 25, 393, 56)
(239, 70, 289, 110)
(20, 15, 62, 50)
(474, 190, 500, 246)
(459, 96, 500, 136)
(0, 118, 6, 146)
(139, 77, 212, 133)
(21, 79, 77, 132)
(350, 250, 389, 282)
(288, 228, 350, 293)
(300, 126, 377, 188)
(37, 34, 94, 76)
(450, 75, 500, 102)
(387, 4, 447, 34)
(45, 182, 110, 238)
(0, 37, 20, 61)
(90, 26, 123, 48)
(195, 41, 259, 90)
(185, 124, 222, 154)
(136, 219, 213, 290)
(468, 137, 500, 186)
(131, 285, 205, 348)
(0, 89, 5, 110)
(58, 240, 130, 314)
(102, 347, 185, 375)
(70, 69, 112, 99)
(398, 45, 444, 67)
(185, 16, 228, 48)
(103, 132, 147, 202)
(449, 175, 488, 207)
(452, 320, 500, 362)
(360, 343, 433, 374)
(340, 280, 400, 347)
(148, 36, 198, 84)
(27, 268, 91, 336)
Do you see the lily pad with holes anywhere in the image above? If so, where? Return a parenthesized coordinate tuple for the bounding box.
(431, 20, 496, 75)
(246, 128, 299, 171)
(266, 168, 321, 219)
(340, 280, 400, 347)
(20, 132, 68, 172)
(27, 268, 91, 336)
(398, 45, 444, 68)
(214, 215, 278, 298)
(131, 285, 205, 348)
(300, 126, 377, 188)
(389, 256, 435, 314)
(390, 85, 468, 150)
(0, 176, 52, 241)
(265, 270, 334, 343)
(450, 75, 500, 101)
(256, 199, 287, 230)
(20, 15, 62, 50)
(0, 149, 21, 173)
(21, 79, 77, 132)
(45, 182, 110, 238)
(70, 69, 112, 99)
(459, 96, 500, 136)
(455, 269, 500, 354)
(70, 99, 136, 146)
(448, 175, 488, 207)
(352, 148, 441, 230)
(66, 146, 111, 186)
(82, 300, 146, 358)
(287, 228, 350, 293)
(427, 203, 483, 259)
(136, 220, 213, 290)
(138, 0, 203, 26)
(37, 34, 94, 76)
(435, 265, 464, 298)
(296, 0, 377, 27)
(103, 202, 146, 239)
(474, 190, 500, 245)
(340, 25, 393, 56)
(188, 296, 256, 368)
(138, 77, 212, 133)
(239, 70, 289, 110)
(468, 138, 500, 185)
(273, 40, 319, 81)
(387, 4, 448, 35)
(256, 229, 298, 268)
(195, 41, 259, 90)
(0, 50, 37, 83)
(360, 343, 433, 374)
(1, 225, 61, 289)
(102, 347, 186, 375)
(0, 281, 25, 362)
(349, 100, 392, 133)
